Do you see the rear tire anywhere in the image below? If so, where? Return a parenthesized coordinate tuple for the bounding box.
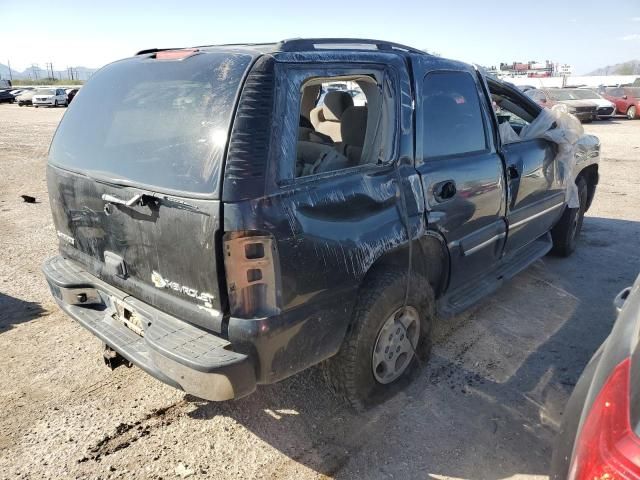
(550, 175, 588, 257)
(627, 106, 637, 120)
(322, 269, 434, 411)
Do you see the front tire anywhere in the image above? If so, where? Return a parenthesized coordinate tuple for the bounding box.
(323, 269, 434, 411)
(550, 175, 588, 257)
(627, 106, 637, 120)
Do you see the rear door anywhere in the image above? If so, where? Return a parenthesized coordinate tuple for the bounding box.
(412, 59, 507, 290)
(47, 50, 255, 332)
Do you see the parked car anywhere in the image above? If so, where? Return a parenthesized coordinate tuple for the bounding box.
(16, 90, 36, 106)
(599, 86, 640, 119)
(526, 88, 598, 122)
(32, 88, 68, 108)
(65, 88, 79, 104)
(0, 89, 15, 103)
(42, 39, 600, 409)
(516, 84, 536, 92)
(551, 274, 640, 479)
(572, 88, 616, 119)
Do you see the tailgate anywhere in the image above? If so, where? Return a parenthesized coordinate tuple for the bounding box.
(47, 165, 225, 331)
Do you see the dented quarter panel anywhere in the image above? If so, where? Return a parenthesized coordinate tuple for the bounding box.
(224, 52, 419, 383)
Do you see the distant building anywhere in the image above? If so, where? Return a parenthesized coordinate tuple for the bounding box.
(484, 60, 573, 79)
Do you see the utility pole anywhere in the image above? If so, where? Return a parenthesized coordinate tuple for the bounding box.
(32, 64, 39, 80)
(46, 62, 56, 80)
(7, 60, 12, 81)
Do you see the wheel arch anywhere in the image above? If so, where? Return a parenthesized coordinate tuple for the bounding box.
(359, 231, 450, 301)
(577, 163, 599, 211)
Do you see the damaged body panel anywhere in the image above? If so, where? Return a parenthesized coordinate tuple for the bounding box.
(43, 39, 600, 404)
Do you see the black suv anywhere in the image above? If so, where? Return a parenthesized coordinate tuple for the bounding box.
(43, 39, 600, 409)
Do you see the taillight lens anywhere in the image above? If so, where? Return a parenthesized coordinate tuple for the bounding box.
(155, 48, 199, 60)
(223, 233, 280, 318)
(570, 358, 640, 479)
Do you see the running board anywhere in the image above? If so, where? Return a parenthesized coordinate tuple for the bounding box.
(437, 233, 552, 318)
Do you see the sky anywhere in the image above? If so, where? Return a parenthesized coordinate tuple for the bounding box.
(2, 0, 639, 75)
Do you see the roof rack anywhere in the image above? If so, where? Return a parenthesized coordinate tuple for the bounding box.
(276, 38, 426, 55)
(137, 39, 427, 56)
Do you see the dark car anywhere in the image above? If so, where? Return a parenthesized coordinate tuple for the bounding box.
(526, 88, 598, 122)
(65, 88, 79, 104)
(551, 275, 640, 479)
(0, 89, 15, 103)
(42, 39, 600, 410)
(599, 86, 640, 119)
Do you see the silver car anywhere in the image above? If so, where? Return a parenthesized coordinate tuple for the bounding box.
(32, 88, 68, 108)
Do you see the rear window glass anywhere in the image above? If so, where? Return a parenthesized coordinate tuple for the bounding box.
(49, 52, 253, 196)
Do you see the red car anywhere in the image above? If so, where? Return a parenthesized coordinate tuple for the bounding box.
(599, 86, 640, 119)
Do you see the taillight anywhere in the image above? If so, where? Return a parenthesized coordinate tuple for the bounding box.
(569, 357, 640, 479)
(223, 233, 280, 318)
(155, 48, 199, 60)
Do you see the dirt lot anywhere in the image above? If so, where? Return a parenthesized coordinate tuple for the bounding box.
(1, 103, 639, 480)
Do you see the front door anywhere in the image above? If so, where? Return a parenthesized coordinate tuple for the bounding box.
(412, 60, 507, 290)
(492, 83, 566, 253)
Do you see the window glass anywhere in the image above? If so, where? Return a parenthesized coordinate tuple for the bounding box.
(49, 52, 252, 195)
(422, 71, 487, 158)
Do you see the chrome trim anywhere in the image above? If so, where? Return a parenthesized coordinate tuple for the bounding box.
(464, 232, 506, 256)
(509, 202, 565, 229)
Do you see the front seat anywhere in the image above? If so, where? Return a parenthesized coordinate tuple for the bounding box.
(310, 91, 354, 142)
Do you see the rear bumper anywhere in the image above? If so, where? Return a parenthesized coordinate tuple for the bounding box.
(42, 255, 256, 401)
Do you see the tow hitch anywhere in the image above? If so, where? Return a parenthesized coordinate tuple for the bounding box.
(103, 345, 132, 370)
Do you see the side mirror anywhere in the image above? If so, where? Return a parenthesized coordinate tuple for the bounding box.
(622, 95, 628, 100)
(614, 286, 632, 314)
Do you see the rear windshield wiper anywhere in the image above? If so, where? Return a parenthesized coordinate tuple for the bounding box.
(101, 192, 202, 213)
(101, 193, 144, 207)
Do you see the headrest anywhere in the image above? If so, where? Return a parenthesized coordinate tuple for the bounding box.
(322, 91, 354, 122)
(340, 106, 368, 147)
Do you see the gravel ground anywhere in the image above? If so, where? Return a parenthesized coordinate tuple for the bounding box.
(1, 103, 639, 480)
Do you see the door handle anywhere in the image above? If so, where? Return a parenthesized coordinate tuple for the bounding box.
(433, 180, 456, 202)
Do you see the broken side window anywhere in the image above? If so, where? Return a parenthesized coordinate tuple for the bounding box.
(295, 72, 394, 178)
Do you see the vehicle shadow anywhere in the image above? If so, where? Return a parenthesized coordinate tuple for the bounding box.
(185, 215, 639, 479)
(588, 118, 627, 126)
(0, 292, 47, 334)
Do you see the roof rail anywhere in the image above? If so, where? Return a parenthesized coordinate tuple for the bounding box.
(276, 38, 426, 55)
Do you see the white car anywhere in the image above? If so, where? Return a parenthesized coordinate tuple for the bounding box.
(575, 88, 616, 119)
(32, 88, 68, 108)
